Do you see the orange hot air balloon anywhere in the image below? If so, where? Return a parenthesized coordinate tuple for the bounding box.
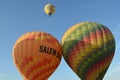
(12, 31, 62, 80)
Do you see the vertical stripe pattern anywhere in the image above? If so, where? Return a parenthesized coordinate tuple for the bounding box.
(13, 31, 62, 80)
(62, 22, 115, 80)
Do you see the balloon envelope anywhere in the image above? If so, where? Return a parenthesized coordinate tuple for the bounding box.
(44, 3, 55, 17)
(62, 22, 115, 80)
(13, 31, 62, 80)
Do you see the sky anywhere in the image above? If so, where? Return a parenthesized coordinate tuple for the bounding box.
(0, 0, 120, 80)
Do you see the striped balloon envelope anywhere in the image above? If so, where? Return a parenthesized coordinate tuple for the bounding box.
(13, 31, 62, 80)
(61, 22, 116, 80)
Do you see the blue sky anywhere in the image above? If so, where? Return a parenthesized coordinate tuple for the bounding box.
(0, 0, 120, 80)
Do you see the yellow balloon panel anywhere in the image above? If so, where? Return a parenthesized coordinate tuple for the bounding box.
(44, 4, 55, 16)
(13, 31, 62, 80)
(62, 22, 115, 80)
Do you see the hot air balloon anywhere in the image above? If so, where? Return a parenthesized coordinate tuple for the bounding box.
(13, 31, 62, 80)
(44, 3, 55, 17)
(61, 22, 115, 80)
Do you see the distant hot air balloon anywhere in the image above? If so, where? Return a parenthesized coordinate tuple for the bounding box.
(61, 22, 116, 80)
(13, 31, 62, 80)
(44, 3, 55, 17)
